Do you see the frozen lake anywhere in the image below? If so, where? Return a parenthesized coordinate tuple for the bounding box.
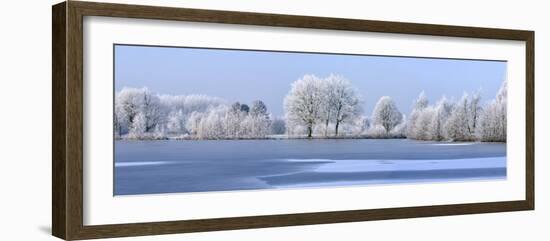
(114, 139, 506, 195)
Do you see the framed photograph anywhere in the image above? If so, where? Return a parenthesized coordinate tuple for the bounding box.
(52, 1, 534, 240)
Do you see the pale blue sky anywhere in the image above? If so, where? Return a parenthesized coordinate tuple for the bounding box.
(114, 44, 506, 116)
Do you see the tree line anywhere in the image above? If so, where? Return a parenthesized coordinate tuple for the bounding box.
(115, 74, 506, 142)
(115, 88, 274, 139)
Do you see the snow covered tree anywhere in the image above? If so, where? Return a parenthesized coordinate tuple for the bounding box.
(185, 111, 204, 135)
(159, 94, 225, 117)
(114, 104, 123, 137)
(325, 75, 362, 136)
(140, 88, 163, 133)
(196, 106, 227, 139)
(152, 124, 167, 139)
(389, 114, 407, 138)
(244, 100, 271, 138)
(414, 91, 429, 110)
(166, 109, 186, 134)
(429, 97, 454, 141)
(284, 75, 324, 138)
(371, 96, 402, 134)
(115, 87, 145, 135)
(129, 112, 147, 137)
(350, 116, 370, 136)
(414, 107, 435, 140)
(285, 74, 361, 137)
(225, 102, 245, 138)
(242, 115, 270, 138)
(250, 100, 268, 119)
(444, 93, 474, 141)
(443, 92, 485, 141)
(115, 87, 281, 139)
(271, 117, 286, 135)
(468, 91, 482, 135)
(496, 80, 507, 103)
(114, 87, 164, 138)
(478, 80, 507, 142)
(240, 104, 250, 114)
(319, 79, 337, 136)
(366, 125, 388, 138)
(230, 102, 242, 113)
(406, 91, 428, 139)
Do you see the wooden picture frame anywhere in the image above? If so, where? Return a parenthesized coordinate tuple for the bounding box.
(52, 1, 534, 240)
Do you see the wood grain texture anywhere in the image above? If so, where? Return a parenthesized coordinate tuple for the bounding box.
(51, 1, 535, 240)
(525, 32, 535, 209)
(52, 2, 67, 240)
(73, 201, 530, 240)
(71, 1, 533, 40)
(66, 1, 85, 240)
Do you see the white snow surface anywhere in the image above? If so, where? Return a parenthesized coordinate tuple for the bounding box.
(115, 161, 173, 167)
(431, 142, 476, 146)
(286, 157, 505, 173)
